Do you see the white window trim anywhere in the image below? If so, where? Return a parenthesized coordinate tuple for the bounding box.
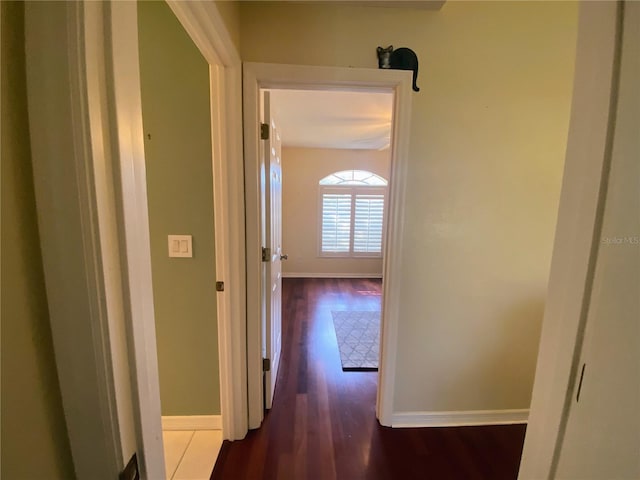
(318, 185, 386, 258)
(319, 169, 388, 186)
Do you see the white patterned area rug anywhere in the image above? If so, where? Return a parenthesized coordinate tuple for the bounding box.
(331, 311, 380, 371)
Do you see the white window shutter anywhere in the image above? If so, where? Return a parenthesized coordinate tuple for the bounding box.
(353, 194, 384, 253)
(321, 193, 352, 253)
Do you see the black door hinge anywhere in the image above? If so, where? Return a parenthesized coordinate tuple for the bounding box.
(262, 358, 271, 372)
(119, 453, 139, 480)
(260, 123, 269, 140)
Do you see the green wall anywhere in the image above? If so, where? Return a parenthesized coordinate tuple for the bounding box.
(138, 1, 221, 416)
(0, 1, 75, 477)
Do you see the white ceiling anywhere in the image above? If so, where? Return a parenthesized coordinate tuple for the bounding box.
(268, 89, 393, 150)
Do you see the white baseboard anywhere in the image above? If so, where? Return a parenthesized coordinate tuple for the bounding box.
(282, 272, 383, 279)
(161, 415, 222, 431)
(391, 409, 529, 428)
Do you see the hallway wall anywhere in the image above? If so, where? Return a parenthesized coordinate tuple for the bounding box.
(239, 1, 578, 414)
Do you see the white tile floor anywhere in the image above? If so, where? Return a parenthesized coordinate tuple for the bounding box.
(163, 430, 222, 480)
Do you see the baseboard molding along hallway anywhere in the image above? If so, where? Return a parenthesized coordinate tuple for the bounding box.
(391, 409, 529, 428)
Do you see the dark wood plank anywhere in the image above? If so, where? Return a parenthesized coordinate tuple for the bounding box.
(212, 278, 526, 480)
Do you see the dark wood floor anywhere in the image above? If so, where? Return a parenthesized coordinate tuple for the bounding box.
(212, 278, 526, 479)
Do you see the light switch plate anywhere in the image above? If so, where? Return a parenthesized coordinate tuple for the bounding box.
(168, 235, 193, 258)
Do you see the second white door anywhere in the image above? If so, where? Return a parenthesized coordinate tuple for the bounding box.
(262, 91, 284, 410)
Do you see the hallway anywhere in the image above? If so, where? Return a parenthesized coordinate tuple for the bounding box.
(212, 278, 526, 479)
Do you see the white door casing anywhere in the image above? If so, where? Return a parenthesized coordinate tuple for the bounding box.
(262, 91, 284, 409)
(25, 2, 163, 477)
(243, 63, 413, 429)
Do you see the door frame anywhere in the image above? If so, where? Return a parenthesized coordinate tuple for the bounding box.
(24, 1, 247, 477)
(166, 0, 248, 443)
(518, 2, 623, 478)
(243, 62, 413, 428)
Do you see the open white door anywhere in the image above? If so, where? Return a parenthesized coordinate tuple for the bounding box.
(554, 2, 640, 478)
(261, 91, 284, 410)
(519, 3, 638, 478)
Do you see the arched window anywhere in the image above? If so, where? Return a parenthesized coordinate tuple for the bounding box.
(319, 170, 388, 186)
(319, 170, 387, 256)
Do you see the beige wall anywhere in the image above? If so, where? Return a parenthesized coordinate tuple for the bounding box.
(282, 147, 391, 276)
(241, 1, 578, 412)
(0, 2, 75, 477)
(138, 1, 220, 416)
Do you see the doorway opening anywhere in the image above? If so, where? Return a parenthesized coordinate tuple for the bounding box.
(243, 63, 413, 430)
(137, 2, 225, 478)
(270, 88, 392, 380)
(259, 86, 394, 417)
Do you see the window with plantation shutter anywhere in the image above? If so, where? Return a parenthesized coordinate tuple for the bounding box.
(321, 193, 352, 253)
(318, 171, 387, 257)
(353, 194, 385, 253)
